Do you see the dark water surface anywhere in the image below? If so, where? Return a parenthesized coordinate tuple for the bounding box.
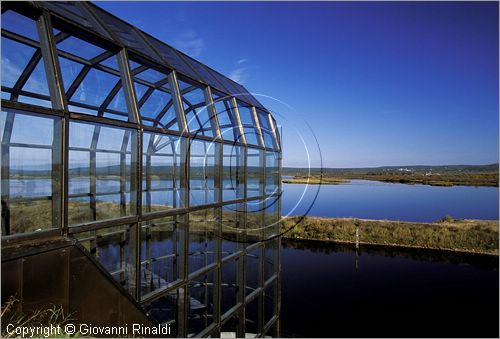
(282, 180, 499, 222)
(280, 239, 499, 337)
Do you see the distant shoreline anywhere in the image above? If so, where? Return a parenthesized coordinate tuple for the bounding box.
(281, 163, 499, 187)
(281, 175, 499, 187)
(281, 216, 499, 256)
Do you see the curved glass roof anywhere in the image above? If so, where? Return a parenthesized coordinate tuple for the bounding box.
(1, 1, 280, 152)
(41, 1, 266, 110)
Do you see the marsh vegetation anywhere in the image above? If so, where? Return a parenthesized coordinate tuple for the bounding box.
(282, 216, 499, 255)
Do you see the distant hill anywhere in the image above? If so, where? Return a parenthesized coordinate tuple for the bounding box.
(282, 163, 499, 176)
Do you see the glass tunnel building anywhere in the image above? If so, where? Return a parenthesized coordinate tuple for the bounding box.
(1, 1, 282, 337)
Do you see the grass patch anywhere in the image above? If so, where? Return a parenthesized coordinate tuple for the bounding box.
(282, 176, 350, 185)
(282, 216, 499, 255)
(283, 171, 498, 187)
(1, 296, 79, 338)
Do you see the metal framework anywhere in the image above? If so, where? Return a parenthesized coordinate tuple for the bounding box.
(1, 2, 281, 337)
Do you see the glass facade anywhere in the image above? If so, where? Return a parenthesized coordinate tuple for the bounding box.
(1, 2, 281, 338)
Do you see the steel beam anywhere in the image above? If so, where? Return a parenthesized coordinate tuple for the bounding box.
(250, 106, 266, 149)
(168, 72, 189, 137)
(203, 86, 222, 141)
(116, 49, 141, 124)
(36, 13, 68, 235)
(230, 97, 247, 146)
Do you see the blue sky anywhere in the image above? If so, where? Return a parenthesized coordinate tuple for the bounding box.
(97, 1, 499, 168)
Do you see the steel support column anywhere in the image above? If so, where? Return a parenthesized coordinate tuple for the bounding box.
(36, 12, 68, 233)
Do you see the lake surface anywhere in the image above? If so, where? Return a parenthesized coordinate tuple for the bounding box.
(8, 178, 499, 221)
(282, 180, 499, 222)
(280, 239, 499, 337)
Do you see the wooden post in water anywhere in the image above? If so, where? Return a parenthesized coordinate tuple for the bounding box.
(355, 224, 360, 270)
(355, 225, 360, 250)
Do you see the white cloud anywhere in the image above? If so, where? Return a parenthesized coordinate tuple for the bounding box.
(229, 59, 250, 84)
(229, 68, 246, 84)
(1, 57, 24, 88)
(174, 31, 204, 58)
(1, 57, 47, 93)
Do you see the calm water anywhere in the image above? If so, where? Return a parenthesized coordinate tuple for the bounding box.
(280, 239, 499, 337)
(9, 178, 499, 222)
(282, 180, 499, 222)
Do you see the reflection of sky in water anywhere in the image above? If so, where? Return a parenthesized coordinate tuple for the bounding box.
(10, 178, 498, 222)
(280, 241, 499, 337)
(283, 180, 499, 222)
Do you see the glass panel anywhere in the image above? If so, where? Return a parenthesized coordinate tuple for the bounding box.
(237, 103, 261, 146)
(207, 67, 242, 97)
(230, 80, 264, 109)
(74, 224, 132, 290)
(143, 290, 179, 334)
(263, 200, 279, 240)
(69, 150, 89, 195)
(1, 38, 36, 89)
(96, 126, 126, 151)
(140, 90, 172, 119)
(136, 68, 168, 84)
(272, 116, 281, 149)
(187, 270, 215, 336)
(245, 295, 260, 336)
(1, 10, 39, 41)
(90, 6, 164, 64)
(264, 239, 276, 282)
(99, 56, 119, 71)
(1, 109, 59, 235)
(179, 80, 214, 137)
(134, 82, 148, 99)
(212, 94, 241, 142)
(140, 216, 182, 297)
(96, 152, 120, 193)
(236, 103, 254, 126)
(265, 151, 279, 195)
(187, 59, 227, 92)
(247, 200, 264, 241)
(1, 11, 55, 108)
(246, 246, 261, 292)
(221, 258, 239, 316)
(142, 132, 182, 212)
(257, 110, 277, 149)
(264, 281, 276, 326)
(54, 28, 128, 121)
(188, 209, 216, 274)
(256, 110, 271, 131)
(44, 2, 99, 32)
(22, 60, 50, 96)
(10, 113, 53, 145)
(190, 140, 215, 206)
(143, 34, 202, 82)
(58, 57, 84, 91)
(129, 58, 179, 130)
(243, 127, 259, 146)
(68, 121, 136, 225)
(223, 144, 244, 201)
(262, 131, 276, 149)
(70, 68, 120, 110)
(56, 36, 105, 60)
(247, 148, 262, 198)
(105, 87, 128, 116)
(221, 203, 244, 246)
